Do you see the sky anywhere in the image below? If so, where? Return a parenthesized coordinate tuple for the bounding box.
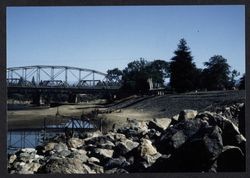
(7, 5, 245, 79)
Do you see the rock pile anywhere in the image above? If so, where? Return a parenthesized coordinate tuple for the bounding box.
(8, 103, 245, 174)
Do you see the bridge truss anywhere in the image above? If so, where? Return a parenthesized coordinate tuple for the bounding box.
(7, 65, 121, 89)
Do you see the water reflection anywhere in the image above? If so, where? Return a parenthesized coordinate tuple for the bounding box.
(8, 119, 95, 154)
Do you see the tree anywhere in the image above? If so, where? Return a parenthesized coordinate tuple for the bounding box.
(122, 58, 150, 94)
(202, 55, 231, 90)
(106, 68, 123, 85)
(169, 38, 199, 92)
(228, 69, 240, 89)
(239, 74, 245, 90)
(146, 60, 170, 88)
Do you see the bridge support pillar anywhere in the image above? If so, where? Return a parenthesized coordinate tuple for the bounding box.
(68, 93, 77, 103)
(32, 91, 41, 106)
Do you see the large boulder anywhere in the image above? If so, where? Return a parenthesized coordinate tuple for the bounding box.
(138, 139, 161, 168)
(216, 146, 245, 172)
(147, 118, 172, 132)
(117, 120, 149, 141)
(114, 139, 139, 156)
(91, 148, 114, 160)
(150, 125, 223, 172)
(44, 158, 95, 174)
(197, 112, 246, 147)
(157, 118, 208, 154)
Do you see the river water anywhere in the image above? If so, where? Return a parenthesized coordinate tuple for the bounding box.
(8, 119, 95, 154)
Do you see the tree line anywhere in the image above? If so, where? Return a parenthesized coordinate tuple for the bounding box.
(107, 38, 245, 94)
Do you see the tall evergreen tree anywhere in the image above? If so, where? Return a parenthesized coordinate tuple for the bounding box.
(169, 38, 198, 92)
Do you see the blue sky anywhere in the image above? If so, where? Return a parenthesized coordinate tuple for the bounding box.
(7, 5, 245, 78)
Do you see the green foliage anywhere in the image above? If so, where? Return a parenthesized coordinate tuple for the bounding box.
(169, 38, 199, 92)
(228, 69, 240, 89)
(122, 58, 150, 93)
(106, 68, 123, 83)
(118, 58, 170, 94)
(106, 38, 240, 94)
(202, 55, 231, 90)
(239, 74, 245, 90)
(146, 60, 170, 87)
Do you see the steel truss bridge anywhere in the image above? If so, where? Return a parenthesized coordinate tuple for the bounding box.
(7, 65, 121, 104)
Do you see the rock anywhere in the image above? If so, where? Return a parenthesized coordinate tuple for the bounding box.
(206, 113, 246, 147)
(87, 162, 104, 173)
(13, 162, 41, 174)
(137, 139, 161, 168)
(98, 140, 115, 149)
(79, 131, 103, 139)
(157, 118, 206, 154)
(171, 114, 179, 122)
(146, 129, 161, 143)
(45, 158, 95, 173)
(43, 142, 57, 152)
(54, 142, 68, 152)
(114, 139, 139, 156)
(92, 148, 114, 160)
(148, 118, 171, 132)
(21, 148, 36, 153)
(58, 149, 72, 157)
(84, 135, 114, 146)
(237, 104, 245, 136)
(178, 109, 198, 121)
(8, 154, 17, 164)
(19, 152, 36, 163)
(216, 146, 245, 172)
(68, 149, 89, 163)
(117, 128, 141, 141)
(165, 125, 223, 172)
(104, 157, 130, 169)
(88, 157, 100, 163)
(67, 138, 85, 149)
(146, 154, 171, 172)
(105, 168, 129, 174)
(118, 120, 149, 139)
(107, 132, 127, 142)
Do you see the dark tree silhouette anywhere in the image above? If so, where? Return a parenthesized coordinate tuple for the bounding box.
(239, 74, 245, 90)
(228, 69, 240, 89)
(169, 38, 199, 93)
(122, 58, 150, 94)
(146, 59, 170, 88)
(106, 68, 123, 84)
(202, 55, 231, 90)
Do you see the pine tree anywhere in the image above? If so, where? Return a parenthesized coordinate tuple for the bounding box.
(169, 39, 199, 93)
